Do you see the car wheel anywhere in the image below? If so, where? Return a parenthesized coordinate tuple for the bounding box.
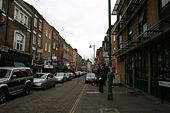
(0, 89, 6, 104)
(43, 84, 47, 90)
(24, 85, 31, 95)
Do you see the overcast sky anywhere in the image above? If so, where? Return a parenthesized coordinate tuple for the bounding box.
(24, 0, 116, 61)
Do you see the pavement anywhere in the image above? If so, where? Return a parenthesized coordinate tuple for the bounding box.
(74, 83, 170, 113)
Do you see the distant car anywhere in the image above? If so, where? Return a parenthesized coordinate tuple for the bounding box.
(65, 72, 74, 80)
(54, 73, 67, 83)
(33, 73, 56, 89)
(75, 71, 81, 77)
(85, 73, 97, 83)
(0, 67, 33, 104)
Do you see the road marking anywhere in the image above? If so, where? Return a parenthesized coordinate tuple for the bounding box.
(70, 85, 86, 113)
(87, 91, 100, 94)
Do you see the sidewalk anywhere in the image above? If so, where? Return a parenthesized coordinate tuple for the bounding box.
(75, 84, 170, 113)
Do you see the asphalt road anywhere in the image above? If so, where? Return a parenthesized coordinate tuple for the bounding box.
(0, 76, 85, 113)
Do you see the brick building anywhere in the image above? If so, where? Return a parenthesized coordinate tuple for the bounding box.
(1, 0, 32, 67)
(42, 19, 53, 71)
(25, 2, 44, 73)
(112, 0, 170, 101)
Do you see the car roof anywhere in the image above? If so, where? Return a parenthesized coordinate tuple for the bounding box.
(0, 67, 30, 70)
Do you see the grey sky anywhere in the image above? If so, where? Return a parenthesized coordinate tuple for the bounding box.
(24, 0, 116, 61)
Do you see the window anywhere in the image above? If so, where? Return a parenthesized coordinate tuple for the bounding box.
(0, 0, 3, 10)
(13, 31, 25, 51)
(49, 32, 51, 40)
(45, 42, 47, 51)
(53, 32, 56, 39)
(128, 23, 132, 36)
(48, 44, 51, 52)
(53, 42, 55, 49)
(34, 18, 37, 27)
(14, 8, 19, 20)
(24, 16, 28, 25)
(139, 7, 147, 36)
(39, 21, 42, 31)
(14, 7, 28, 26)
(38, 36, 41, 47)
(20, 13, 23, 23)
(33, 33, 36, 45)
(161, 0, 170, 7)
(46, 29, 48, 37)
(118, 35, 122, 49)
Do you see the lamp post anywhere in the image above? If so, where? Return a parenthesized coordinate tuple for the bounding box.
(108, 0, 113, 100)
(89, 45, 96, 65)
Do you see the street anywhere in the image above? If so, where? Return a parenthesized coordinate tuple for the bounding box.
(0, 76, 85, 113)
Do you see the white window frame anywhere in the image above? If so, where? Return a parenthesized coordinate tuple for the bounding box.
(48, 44, 51, 53)
(161, 0, 170, 7)
(0, 0, 3, 10)
(45, 42, 47, 51)
(13, 30, 25, 51)
(14, 7, 28, 27)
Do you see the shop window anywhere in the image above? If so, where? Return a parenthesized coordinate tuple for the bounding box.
(13, 31, 25, 51)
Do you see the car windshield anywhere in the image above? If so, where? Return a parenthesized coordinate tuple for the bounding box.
(34, 74, 48, 79)
(87, 73, 95, 77)
(0, 69, 11, 78)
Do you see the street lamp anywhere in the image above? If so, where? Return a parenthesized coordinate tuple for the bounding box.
(89, 45, 96, 65)
(108, 0, 113, 100)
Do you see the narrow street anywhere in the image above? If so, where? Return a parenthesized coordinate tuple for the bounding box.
(0, 76, 85, 113)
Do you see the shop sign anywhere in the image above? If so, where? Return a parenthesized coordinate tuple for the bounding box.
(0, 45, 8, 52)
(159, 81, 170, 88)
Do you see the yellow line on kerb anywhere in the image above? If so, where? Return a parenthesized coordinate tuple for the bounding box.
(70, 85, 86, 113)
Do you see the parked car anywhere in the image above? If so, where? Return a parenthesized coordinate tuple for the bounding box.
(0, 67, 33, 104)
(75, 71, 81, 77)
(85, 73, 97, 83)
(65, 72, 71, 80)
(66, 72, 75, 80)
(54, 73, 67, 83)
(33, 73, 56, 89)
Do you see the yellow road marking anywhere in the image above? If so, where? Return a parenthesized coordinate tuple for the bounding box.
(70, 85, 86, 113)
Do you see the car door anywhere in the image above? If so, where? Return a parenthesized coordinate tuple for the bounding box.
(48, 74, 55, 86)
(8, 69, 23, 94)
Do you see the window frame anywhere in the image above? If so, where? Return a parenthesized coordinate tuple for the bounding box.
(13, 30, 25, 51)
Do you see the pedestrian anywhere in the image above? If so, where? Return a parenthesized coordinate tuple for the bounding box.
(98, 64, 108, 93)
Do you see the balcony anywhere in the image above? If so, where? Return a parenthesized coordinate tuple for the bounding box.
(113, 15, 170, 56)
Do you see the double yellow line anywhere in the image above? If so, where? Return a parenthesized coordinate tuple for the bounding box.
(70, 85, 86, 113)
